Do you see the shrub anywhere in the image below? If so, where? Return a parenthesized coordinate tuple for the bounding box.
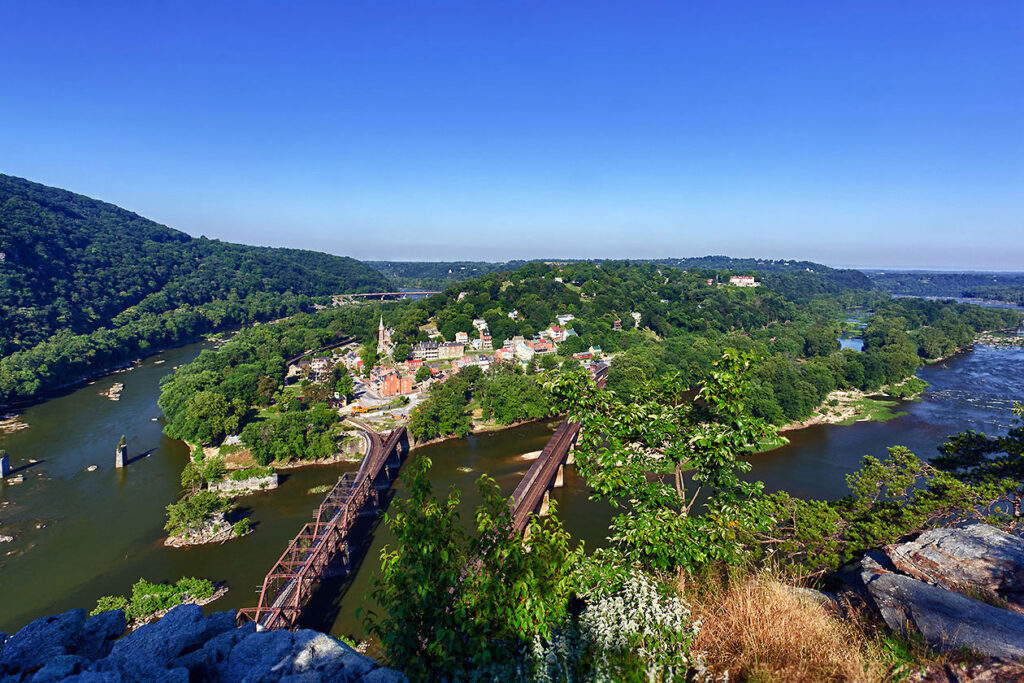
(89, 595, 128, 616)
(90, 577, 218, 622)
(175, 576, 215, 601)
(164, 490, 229, 537)
(229, 465, 275, 481)
(579, 573, 703, 680)
(232, 518, 252, 537)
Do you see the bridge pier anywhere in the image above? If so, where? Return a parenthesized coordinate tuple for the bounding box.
(538, 490, 551, 517)
(0, 452, 10, 478)
(115, 436, 127, 469)
(554, 464, 564, 488)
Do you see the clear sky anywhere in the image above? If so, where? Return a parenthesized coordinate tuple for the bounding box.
(1, 2, 1021, 269)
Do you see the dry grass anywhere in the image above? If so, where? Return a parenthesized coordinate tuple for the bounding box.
(686, 571, 892, 682)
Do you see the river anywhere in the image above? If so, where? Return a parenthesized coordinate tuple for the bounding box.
(2, 340, 1023, 641)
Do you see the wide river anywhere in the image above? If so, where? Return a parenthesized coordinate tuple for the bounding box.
(2, 339, 1022, 640)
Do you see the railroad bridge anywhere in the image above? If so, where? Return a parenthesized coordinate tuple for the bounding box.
(510, 364, 607, 534)
(238, 363, 605, 629)
(237, 423, 408, 630)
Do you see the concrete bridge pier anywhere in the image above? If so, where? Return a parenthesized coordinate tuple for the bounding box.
(554, 464, 564, 488)
(115, 437, 127, 469)
(0, 452, 10, 478)
(538, 490, 551, 517)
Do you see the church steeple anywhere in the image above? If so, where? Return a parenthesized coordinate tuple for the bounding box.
(377, 316, 390, 356)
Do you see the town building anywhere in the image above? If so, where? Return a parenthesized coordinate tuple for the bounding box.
(377, 371, 414, 398)
(439, 342, 464, 359)
(472, 318, 488, 331)
(728, 275, 759, 287)
(515, 340, 535, 362)
(412, 341, 465, 361)
(515, 338, 555, 361)
(556, 314, 575, 326)
(455, 331, 469, 344)
(613, 319, 622, 331)
(310, 357, 332, 375)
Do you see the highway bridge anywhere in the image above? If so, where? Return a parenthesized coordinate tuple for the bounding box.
(333, 291, 441, 302)
(237, 422, 408, 630)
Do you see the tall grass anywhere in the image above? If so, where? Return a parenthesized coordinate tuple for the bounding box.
(685, 570, 893, 682)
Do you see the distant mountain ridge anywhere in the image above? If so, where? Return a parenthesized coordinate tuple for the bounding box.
(0, 174, 390, 405)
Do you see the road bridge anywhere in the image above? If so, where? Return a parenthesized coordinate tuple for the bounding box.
(333, 291, 441, 303)
(237, 422, 408, 630)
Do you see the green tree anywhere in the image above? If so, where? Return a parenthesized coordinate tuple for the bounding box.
(414, 365, 432, 383)
(551, 349, 776, 581)
(164, 490, 229, 538)
(365, 456, 578, 680)
(359, 342, 378, 375)
(763, 444, 1012, 574)
(933, 402, 1024, 519)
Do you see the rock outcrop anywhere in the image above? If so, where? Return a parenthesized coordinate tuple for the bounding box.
(884, 523, 1024, 609)
(862, 571, 1024, 660)
(853, 523, 1024, 663)
(0, 604, 406, 682)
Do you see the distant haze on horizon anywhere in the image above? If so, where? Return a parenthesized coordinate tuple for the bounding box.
(2, 2, 1021, 270)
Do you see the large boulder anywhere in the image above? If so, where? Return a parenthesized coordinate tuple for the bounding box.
(93, 604, 235, 681)
(885, 523, 1024, 608)
(863, 570, 1024, 659)
(0, 604, 405, 682)
(0, 610, 88, 679)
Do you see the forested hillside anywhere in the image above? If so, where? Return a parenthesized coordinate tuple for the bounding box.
(867, 270, 1024, 305)
(369, 256, 873, 296)
(0, 174, 390, 405)
(391, 261, 1018, 436)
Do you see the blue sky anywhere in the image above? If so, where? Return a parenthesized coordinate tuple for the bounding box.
(1, 2, 1021, 269)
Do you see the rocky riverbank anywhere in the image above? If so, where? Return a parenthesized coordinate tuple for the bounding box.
(0, 604, 406, 682)
(975, 331, 1024, 348)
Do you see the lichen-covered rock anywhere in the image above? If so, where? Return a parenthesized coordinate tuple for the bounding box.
(0, 609, 88, 678)
(864, 570, 1024, 659)
(0, 604, 405, 682)
(885, 523, 1024, 607)
(78, 611, 126, 661)
(95, 605, 235, 681)
(28, 654, 90, 682)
